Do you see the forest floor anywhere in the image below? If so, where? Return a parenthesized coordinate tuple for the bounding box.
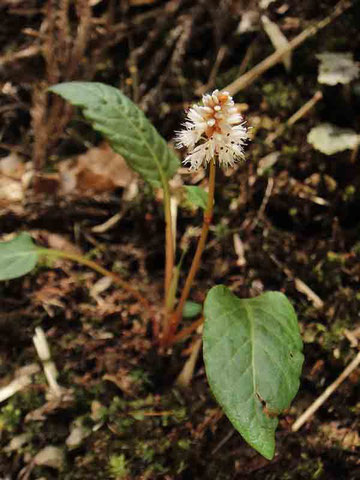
(1, 0, 360, 478)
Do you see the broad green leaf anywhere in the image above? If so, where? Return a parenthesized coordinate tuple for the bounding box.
(203, 285, 303, 460)
(49, 82, 180, 188)
(0, 233, 39, 280)
(183, 301, 202, 318)
(184, 186, 208, 210)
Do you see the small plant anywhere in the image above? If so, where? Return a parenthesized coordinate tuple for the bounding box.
(0, 403, 22, 433)
(108, 454, 129, 479)
(0, 83, 303, 459)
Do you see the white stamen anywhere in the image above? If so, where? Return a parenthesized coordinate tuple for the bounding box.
(202, 106, 213, 113)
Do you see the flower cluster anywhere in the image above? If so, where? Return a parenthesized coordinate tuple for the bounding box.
(176, 90, 248, 170)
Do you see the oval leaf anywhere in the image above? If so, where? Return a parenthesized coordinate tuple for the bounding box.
(183, 301, 202, 318)
(0, 233, 39, 280)
(184, 186, 208, 210)
(203, 285, 303, 460)
(49, 82, 180, 188)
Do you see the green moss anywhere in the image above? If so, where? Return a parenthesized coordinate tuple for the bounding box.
(262, 79, 299, 113)
(0, 404, 21, 432)
(343, 185, 356, 201)
(135, 440, 156, 462)
(327, 251, 347, 265)
(177, 438, 191, 450)
(108, 454, 129, 479)
(281, 145, 299, 157)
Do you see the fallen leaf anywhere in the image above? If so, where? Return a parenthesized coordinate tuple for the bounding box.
(91, 400, 106, 421)
(59, 142, 136, 195)
(0, 177, 23, 204)
(4, 433, 30, 452)
(307, 123, 359, 155)
(103, 370, 136, 396)
(34, 446, 65, 470)
(0, 153, 25, 179)
(237, 11, 260, 34)
(90, 276, 113, 303)
(317, 52, 359, 85)
(0, 364, 40, 403)
(257, 152, 280, 176)
(260, 0, 276, 8)
(66, 420, 91, 449)
(262, 15, 291, 71)
(233, 233, 246, 267)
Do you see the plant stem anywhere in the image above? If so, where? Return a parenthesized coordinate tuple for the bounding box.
(172, 317, 204, 344)
(166, 160, 216, 343)
(161, 179, 175, 343)
(37, 248, 152, 312)
(162, 179, 175, 305)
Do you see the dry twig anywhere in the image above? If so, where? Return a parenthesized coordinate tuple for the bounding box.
(270, 254, 324, 309)
(176, 336, 203, 388)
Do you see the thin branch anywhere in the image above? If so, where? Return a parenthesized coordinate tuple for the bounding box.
(172, 317, 204, 344)
(163, 178, 175, 307)
(164, 161, 216, 345)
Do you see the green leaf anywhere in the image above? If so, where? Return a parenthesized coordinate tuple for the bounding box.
(49, 82, 180, 188)
(183, 301, 202, 318)
(203, 285, 303, 460)
(0, 233, 39, 281)
(184, 186, 208, 210)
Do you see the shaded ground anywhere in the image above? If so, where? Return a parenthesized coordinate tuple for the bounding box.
(1, 0, 360, 478)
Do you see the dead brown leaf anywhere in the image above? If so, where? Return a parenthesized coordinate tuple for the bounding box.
(0, 152, 25, 179)
(103, 369, 136, 396)
(59, 142, 136, 195)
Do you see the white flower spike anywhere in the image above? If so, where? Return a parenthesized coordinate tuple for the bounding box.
(176, 90, 248, 170)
